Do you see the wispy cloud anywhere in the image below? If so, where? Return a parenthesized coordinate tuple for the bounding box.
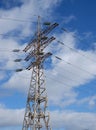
(0, 105, 96, 130)
(62, 15, 76, 24)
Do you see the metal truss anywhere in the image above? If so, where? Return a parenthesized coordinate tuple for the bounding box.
(22, 16, 58, 130)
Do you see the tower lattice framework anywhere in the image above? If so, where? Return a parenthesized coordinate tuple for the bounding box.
(22, 16, 58, 130)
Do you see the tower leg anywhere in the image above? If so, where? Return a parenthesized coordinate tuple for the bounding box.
(22, 67, 51, 130)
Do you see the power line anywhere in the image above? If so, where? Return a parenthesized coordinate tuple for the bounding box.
(7, 73, 96, 96)
(0, 17, 36, 23)
(61, 28, 82, 41)
(0, 51, 95, 78)
(0, 33, 95, 78)
(14, 69, 96, 97)
(0, 67, 96, 96)
(47, 76, 96, 94)
(0, 33, 32, 39)
(50, 64, 90, 82)
(0, 19, 94, 64)
(0, 68, 26, 72)
(0, 16, 95, 61)
(0, 33, 95, 64)
(0, 64, 95, 90)
(60, 28, 96, 62)
(0, 16, 51, 25)
(0, 68, 16, 71)
(0, 65, 95, 85)
(53, 55, 96, 78)
(57, 40, 96, 63)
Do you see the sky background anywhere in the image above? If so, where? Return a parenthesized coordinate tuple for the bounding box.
(0, 0, 96, 130)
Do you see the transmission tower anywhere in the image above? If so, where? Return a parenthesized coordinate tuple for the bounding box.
(22, 16, 58, 130)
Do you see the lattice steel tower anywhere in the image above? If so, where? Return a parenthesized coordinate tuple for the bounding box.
(22, 16, 58, 130)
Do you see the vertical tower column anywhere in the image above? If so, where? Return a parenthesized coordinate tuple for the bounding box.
(22, 16, 58, 130)
(22, 16, 51, 130)
(22, 66, 50, 130)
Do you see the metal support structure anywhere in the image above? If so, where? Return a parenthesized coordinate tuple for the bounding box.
(22, 66, 50, 130)
(22, 16, 58, 130)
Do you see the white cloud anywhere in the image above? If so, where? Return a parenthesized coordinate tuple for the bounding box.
(0, 0, 63, 104)
(0, 38, 25, 70)
(62, 15, 76, 24)
(0, 71, 6, 80)
(0, 0, 96, 129)
(0, 107, 24, 126)
(3, 70, 31, 93)
(51, 110, 96, 130)
(44, 32, 96, 107)
(76, 95, 96, 108)
(0, 0, 62, 73)
(37, 0, 62, 10)
(0, 106, 96, 130)
(0, 0, 61, 36)
(88, 96, 96, 108)
(1, 31, 96, 108)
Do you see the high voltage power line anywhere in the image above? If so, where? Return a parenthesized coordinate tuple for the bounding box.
(1, 69, 95, 96)
(0, 51, 96, 78)
(1, 73, 95, 97)
(0, 17, 37, 23)
(54, 55, 96, 77)
(0, 65, 96, 90)
(57, 40, 96, 63)
(0, 34, 95, 63)
(0, 42, 95, 64)
(0, 49, 96, 81)
(0, 65, 96, 87)
(0, 33, 31, 39)
(0, 60, 96, 89)
(0, 16, 95, 64)
(0, 15, 55, 24)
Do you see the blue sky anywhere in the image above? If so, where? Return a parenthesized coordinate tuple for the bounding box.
(0, 0, 96, 130)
